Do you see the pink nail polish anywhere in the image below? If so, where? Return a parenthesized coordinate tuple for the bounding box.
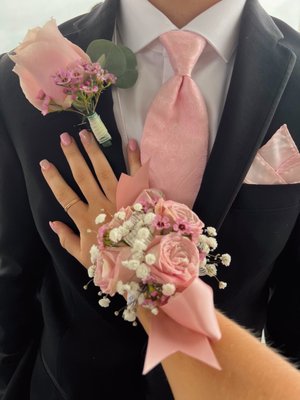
(49, 221, 57, 233)
(128, 139, 137, 151)
(40, 159, 51, 170)
(79, 130, 91, 144)
(60, 132, 72, 146)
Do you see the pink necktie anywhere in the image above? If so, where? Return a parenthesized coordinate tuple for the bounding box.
(141, 31, 209, 208)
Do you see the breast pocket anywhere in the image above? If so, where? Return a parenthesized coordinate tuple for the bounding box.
(231, 183, 300, 211)
(220, 183, 300, 272)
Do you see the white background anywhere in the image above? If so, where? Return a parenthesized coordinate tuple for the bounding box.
(0, 0, 299, 54)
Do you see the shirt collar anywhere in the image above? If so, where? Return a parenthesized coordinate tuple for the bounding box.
(118, 0, 247, 63)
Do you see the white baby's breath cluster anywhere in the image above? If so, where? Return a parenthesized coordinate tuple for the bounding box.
(89, 245, 100, 264)
(197, 227, 231, 289)
(103, 204, 178, 321)
(87, 200, 231, 324)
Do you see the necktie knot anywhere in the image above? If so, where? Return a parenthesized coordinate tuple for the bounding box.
(159, 31, 206, 76)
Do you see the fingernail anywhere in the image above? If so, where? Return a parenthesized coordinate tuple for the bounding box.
(49, 221, 57, 233)
(128, 139, 137, 152)
(60, 132, 72, 146)
(40, 159, 51, 170)
(79, 130, 92, 144)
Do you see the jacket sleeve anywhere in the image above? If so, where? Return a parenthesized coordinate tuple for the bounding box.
(265, 212, 300, 366)
(0, 64, 46, 397)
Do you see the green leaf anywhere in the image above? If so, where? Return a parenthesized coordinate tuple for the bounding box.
(119, 45, 137, 70)
(115, 45, 138, 88)
(86, 40, 139, 89)
(86, 39, 126, 76)
(97, 54, 106, 68)
(115, 70, 138, 89)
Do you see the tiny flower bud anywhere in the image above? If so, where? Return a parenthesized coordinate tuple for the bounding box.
(132, 239, 147, 252)
(207, 237, 218, 250)
(126, 259, 140, 270)
(88, 265, 96, 278)
(95, 213, 106, 224)
(221, 253, 231, 266)
(109, 228, 122, 243)
(162, 283, 176, 296)
(145, 253, 156, 265)
(151, 308, 159, 315)
(98, 298, 111, 307)
(136, 264, 150, 279)
(199, 266, 207, 276)
(123, 220, 134, 229)
(219, 281, 227, 289)
(115, 211, 126, 220)
(144, 212, 156, 225)
(90, 245, 100, 264)
(123, 309, 136, 322)
(133, 203, 143, 212)
(137, 227, 151, 240)
(206, 227, 217, 237)
(206, 264, 217, 277)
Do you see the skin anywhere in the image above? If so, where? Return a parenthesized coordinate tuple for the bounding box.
(40, 130, 300, 400)
(41, 130, 140, 267)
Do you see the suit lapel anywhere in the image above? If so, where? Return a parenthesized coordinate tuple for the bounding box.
(193, 0, 296, 229)
(64, 0, 127, 178)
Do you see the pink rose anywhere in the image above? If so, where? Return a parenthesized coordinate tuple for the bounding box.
(146, 233, 200, 292)
(155, 199, 204, 240)
(9, 19, 90, 114)
(94, 247, 135, 296)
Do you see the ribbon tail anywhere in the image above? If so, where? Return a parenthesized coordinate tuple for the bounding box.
(143, 311, 221, 375)
(116, 162, 150, 209)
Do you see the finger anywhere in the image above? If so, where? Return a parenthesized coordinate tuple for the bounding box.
(127, 139, 141, 176)
(60, 132, 105, 204)
(49, 220, 82, 264)
(40, 159, 87, 225)
(79, 130, 117, 202)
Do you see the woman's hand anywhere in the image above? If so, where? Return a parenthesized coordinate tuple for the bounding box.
(40, 130, 141, 268)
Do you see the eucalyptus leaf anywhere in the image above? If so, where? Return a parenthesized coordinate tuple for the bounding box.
(119, 45, 137, 70)
(87, 39, 126, 76)
(115, 45, 138, 88)
(86, 40, 138, 89)
(115, 70, 138, 89)
(97, 54, 106, 68)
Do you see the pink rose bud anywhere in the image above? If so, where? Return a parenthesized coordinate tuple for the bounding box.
(9, 19, 91, 115)
(155, 199, 204, 242)
(146, 233, 200, 292)
(93, 247, 136, 296)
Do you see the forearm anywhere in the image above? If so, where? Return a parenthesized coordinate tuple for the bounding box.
(138, 308, 300, 400)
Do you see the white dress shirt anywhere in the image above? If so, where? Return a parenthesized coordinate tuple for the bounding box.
(112, 0, 247, 158)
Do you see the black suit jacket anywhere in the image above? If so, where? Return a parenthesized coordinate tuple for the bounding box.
(0, 0, 300, 399)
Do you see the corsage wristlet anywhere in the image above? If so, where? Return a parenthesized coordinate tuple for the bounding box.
(87, 165, 230, 374)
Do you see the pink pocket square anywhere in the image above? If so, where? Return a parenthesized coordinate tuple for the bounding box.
(244, 125, 300, 184)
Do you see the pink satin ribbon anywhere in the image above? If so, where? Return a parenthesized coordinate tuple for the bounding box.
(143, 279, 221, 374)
